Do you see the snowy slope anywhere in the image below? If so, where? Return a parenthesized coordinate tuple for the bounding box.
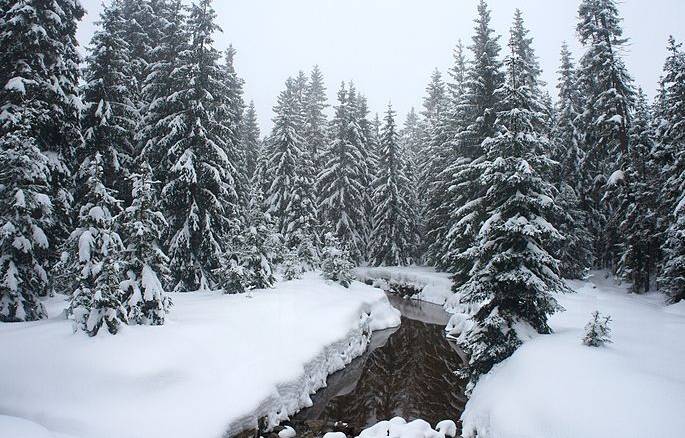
(461, 272, 685, 438)
(0, 273, 400, 438)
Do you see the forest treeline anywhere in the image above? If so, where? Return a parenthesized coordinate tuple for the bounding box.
(1, 0, 683, 389)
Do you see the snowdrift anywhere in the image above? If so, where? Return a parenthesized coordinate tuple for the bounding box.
(0, 273, 400, 438)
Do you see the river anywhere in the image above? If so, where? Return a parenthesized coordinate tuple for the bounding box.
(288, 294, 468, 437)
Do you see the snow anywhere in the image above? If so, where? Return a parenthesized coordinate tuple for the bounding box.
(607, 169, 625, 186)
(0, 273, 400, 438)
(278, 425, 297, 438)
(461, 272, 685, 438)
(357, 417, 450, 438)
(354, 266, 477, 338)
(435, 419, 457, 437)
(353, 266, 456, 308)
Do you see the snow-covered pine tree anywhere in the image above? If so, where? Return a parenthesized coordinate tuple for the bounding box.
(219, 45, 248, 207)
(399, 108, 424, 261)
(444, 0, 504, 284)
(369, 104, 415, 266)
(161, 0, 242, 291)
(551, 42, 593, 279)
(582, 311, 612, 347)
(424, 41, 468, 267)
(614, 90, 660, 293)
(0, 113, 52, 322)
(0, 0, 84, 256)
(417, 70, 446, 215)
(576, 0, 635, 269)
(120, 161, 172, 325)
(303, 65, 329, 184)
(318, 82, 369, 263)
(241, 101, 261, 180)
(80, 0, 138, 207)
(138, 0, 187, 184)
(656, 38, 685, 303)
(62, 153, 126, 336)
(120, 0, 156, 111)
(265, 77, 318, 254)
(321, 233, 354, 288)
(457, 13, 568, 392)
(353, 91, 375, 259)
(217, 178, 279, 293)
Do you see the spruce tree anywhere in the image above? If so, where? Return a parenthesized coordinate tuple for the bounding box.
(656, 38, 685, 303)
(120, 161, 172, 325)
(219, 45, 247, 207)
(0, 114, 52, 322)
(0, 0, 85, 254)
(242, 101, 261, 180)
(318, 82, 369, 262)
(444, 0, 504, 284)
(424, 41, 468, 267)
(217, 179, 279, 293)
(265, 77, 318, 251)
(161, 0, 241, 291)
(615, 90, 659, 293)
(138, 0, 187, 183)
(552, 42, 593, 278)
(370, 104, 415, 266)
(576, 0, 635, 268)
(80, 1, 138, 206)
(303, 65, 329, 180)
(457, 12, 567, 392)
(62, 153, 127, 336)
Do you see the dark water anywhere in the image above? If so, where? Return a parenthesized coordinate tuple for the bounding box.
(291, 295, 468, 435)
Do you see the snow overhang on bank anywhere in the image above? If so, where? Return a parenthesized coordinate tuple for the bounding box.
(0, 273, 400, 438)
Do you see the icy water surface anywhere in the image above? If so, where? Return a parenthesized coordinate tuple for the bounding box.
(290, 294, 467, 435)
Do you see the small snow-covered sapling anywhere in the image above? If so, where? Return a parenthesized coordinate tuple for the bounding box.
(582, 311, 613, 347)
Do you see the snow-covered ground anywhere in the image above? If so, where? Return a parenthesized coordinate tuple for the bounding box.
(353, 266, 457, 308)
(461, 272, 685, 438)
(0, 273, 400, 438)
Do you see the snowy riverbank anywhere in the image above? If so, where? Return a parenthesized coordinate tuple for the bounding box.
(461, 272, 685, 438)
(0, 273, 400, 438)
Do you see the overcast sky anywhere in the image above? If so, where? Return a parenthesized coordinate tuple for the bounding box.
(76, 0, 684, 133)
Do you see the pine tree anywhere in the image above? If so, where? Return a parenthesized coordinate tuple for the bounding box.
(400, 108, 424, 260)
(444, 0, 504, 283)
(0, 0, 85, 254)
(370, 104, 415, 266)
(303, 65, 329, 180)
(265, 77, 318, 251)
(242, 101, 261, 180)
(120, 161, 172, 325)
(576, 0, 635, 268)
(120, 0, 156, 111)
(614, 90, 659, 293)
(62, 153, 127, 336)
(318, 82, 369, 263)
(219, 45, 248, 207)
(354, 91, 375, 258)
(552, 42, 593, 278)
(217, 180, 279, 293)
(656, 39, 685, 303)
(161, 0, 242, 291)
(321, 233, 354, 288)
(0, 113, 51, 322)
(80, 1, 138, 206)
(423, 42, 467, 267)
(138, 0, 187, 184)
(457, 13, 568, 392)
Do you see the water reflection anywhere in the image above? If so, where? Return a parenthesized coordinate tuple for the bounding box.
(293, 296, 467, 433)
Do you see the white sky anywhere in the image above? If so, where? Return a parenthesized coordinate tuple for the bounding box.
(77, 0, 684, 133)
